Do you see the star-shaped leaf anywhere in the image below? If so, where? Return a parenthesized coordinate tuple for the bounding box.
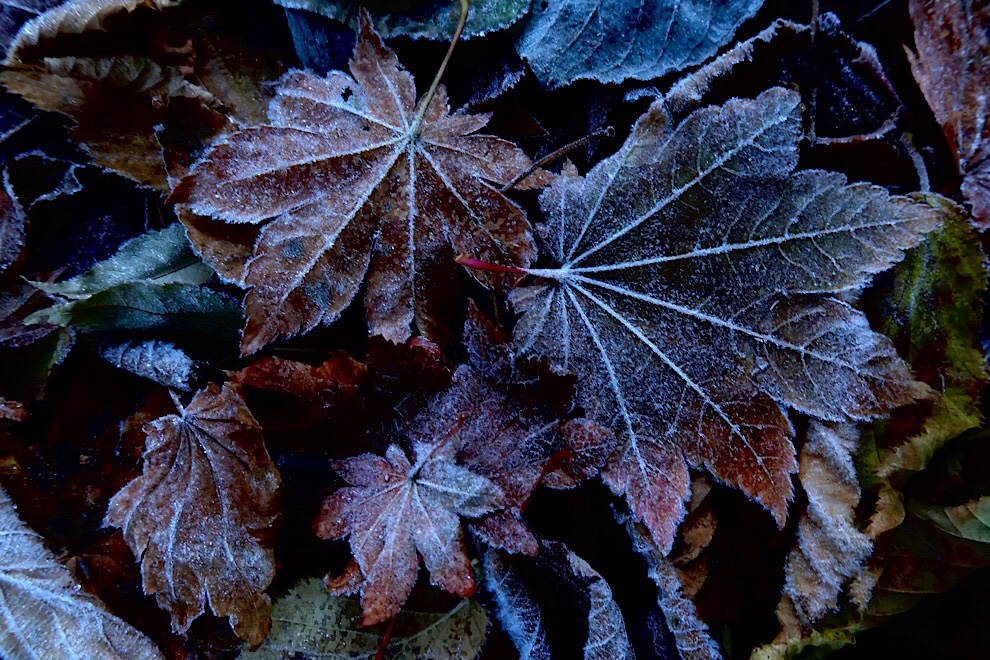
(314, 435, 503, 625)
(510, 88, 938, 551)
(171, 10, 544, 353)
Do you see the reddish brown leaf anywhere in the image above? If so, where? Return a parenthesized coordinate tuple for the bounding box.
(0, 396, 28, 421)
(171, 10, 547, 353)
(105, 383, 281, 645)
(541, 419, 616, 490)
(314, 441, 503, 625)
(909, 0, 990, 228)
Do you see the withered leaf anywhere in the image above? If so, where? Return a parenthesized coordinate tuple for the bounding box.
(780, 422, 872, 625)
(105, 382, 281, 645)
(0, 486, 164, 659)
(511, 88, 937, 552)
(314, 432, 503, 625)
(171, 10, 545, 353)
(909, 0, 990, 229)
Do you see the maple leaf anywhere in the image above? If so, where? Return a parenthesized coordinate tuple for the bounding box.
(105, 382, 281, 645)
(170, 9, 546, 354)
(508, 88, 938, 552)
(0, 486, 164, 659)
(314, 434, 504, 626)
(908, 0, 990, 229)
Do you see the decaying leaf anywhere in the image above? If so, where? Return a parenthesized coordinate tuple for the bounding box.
(105, 382, 281, 645)
(873, 195, 988, 479)
(0, 395, 27, 420)
(0, 485, 164, 659)
(276, 0, 530, 40)
(510, 87, 937, 551)
(779, 422, 872, 625)
(314, 424, 503, 625)
(242, 577, 488, 660)
(908, 0, 990, 229)
(1, 0, 282, 190)
(171, 10, 545, 353)
(517, 0, 765, 88)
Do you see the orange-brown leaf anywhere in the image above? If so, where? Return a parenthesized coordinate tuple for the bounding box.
(171, 10, 545, 353)
(105, 382, 281, 645)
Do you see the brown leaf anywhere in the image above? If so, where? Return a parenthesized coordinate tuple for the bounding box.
(909, 0, 990, 229)
(105, 382, 281, 645)
(541, 419, 616, 490)
(511, 88, 937, 552)
(0, 486, 164, 659)
(171, 10, 547, 353)
(314, 440, 503, 625)
(780, 422, 872, 625)
(2, 0, 283, 190)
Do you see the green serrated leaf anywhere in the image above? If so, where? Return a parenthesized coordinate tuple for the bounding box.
(275, 0, 530, 40)
(25, 281, 242, 339)
(241, 578, 488, 660)
(30, 223, 213, 300)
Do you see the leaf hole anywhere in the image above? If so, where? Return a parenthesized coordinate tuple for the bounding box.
(341, 86, 353, 102)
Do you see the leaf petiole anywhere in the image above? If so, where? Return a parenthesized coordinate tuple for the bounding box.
(409, 0, 470, 136)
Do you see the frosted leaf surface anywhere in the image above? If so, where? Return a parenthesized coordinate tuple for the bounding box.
(242, 577, 488, 660)
(98, 338, 199, 390)
(511, 88, 938, 551)
(314, 419, 503, 625)
(781, 422, 872, 624)
(172, 10, 544, 353)
(480, 547, 551, 660)
(517, 0, 765, 88)
(0, 486, 164, 659)
(276, 0, 530, 40)
(105, 382, 281, 645)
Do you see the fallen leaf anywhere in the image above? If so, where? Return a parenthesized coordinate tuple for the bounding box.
(171, 10, 546, 353)
(780, 422, 872, 625)
(315, 435, 503, 625)
(510, 88, 937, 551)
(105, 382, 281, 645)
(241, 577, 488, 660)
(98, 338, 200, 391)
(480, 546, 551, 660)
(908, 0, 990, 229)
(517, 0, 765, 87)
(276, 0, 530, 40)
(0, 485, 164, 659)
(0, 0, 62, 56)
(625, 518, 721, 660)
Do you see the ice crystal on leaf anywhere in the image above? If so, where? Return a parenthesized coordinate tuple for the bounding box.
(171, 9, 545, 354)
(510, 88, 939, 552)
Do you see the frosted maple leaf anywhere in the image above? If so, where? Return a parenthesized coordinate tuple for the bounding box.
(171, 9, 544, 353)
(507, 88, 938, 551)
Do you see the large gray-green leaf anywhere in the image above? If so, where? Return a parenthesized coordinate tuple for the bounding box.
(31, 223, 212, 299)
(275, 0, 529, 40)
(509, 88, 937, 553)
(241, 577, 488, 659)
(0, 486, 164, 659)
(26, 281, 242, 338)
(517, 0, 765, 88)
